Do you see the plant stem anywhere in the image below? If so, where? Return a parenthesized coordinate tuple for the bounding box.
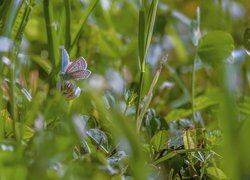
(136, 0, 145, 124)
(167, 65, 191, 102)
(64, 0, 71, 51)
(43, 0, 59, 68)
(192, 55, 205, 127)
(43, 0, 59, 87)
(9, 47, 17, 139)
(136, 56, 167, 133)
(191, 55, 197, 122)
(136, 69, 145, 127)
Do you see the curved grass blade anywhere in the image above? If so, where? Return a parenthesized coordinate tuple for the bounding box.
(64, 0, 71, 51)
(71, 0, 98, 48)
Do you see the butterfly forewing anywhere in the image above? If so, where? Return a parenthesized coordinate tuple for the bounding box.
(61, 47, 70, 74)
(66, 57, 87, 73)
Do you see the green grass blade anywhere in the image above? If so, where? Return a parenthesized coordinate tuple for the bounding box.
(136, 0, 158, 131)
(219, 64, 240, 179)
(64, 0, 71, 51)
(136, 0, 146, 125)
(136, 55, 167, 132)
(1, 1, 21, 36)
(138, 5, 145, 67)
(43, 0, 59, 68)
(71, 0, 98, 49)
(153, 149, 204, 165)
(166, 65, 191, 101)
(43, 0, 60, 88)
(144, 0, 158, 55)
(0, 1, 11, 31)
(14, 1, 34, 43)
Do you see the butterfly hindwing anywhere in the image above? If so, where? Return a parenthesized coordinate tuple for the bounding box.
(68, 69, 91, 80)
(57, 81, 81, 100)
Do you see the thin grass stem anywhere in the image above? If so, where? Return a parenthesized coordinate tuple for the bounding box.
(136, 69, 144, 124)
(64, 0, 71, 51)
(9, 48, 17, 139)
(136, 55, 167, 133)
(43, 0, 59, 68)
(43, 0, 60, 87)
(192, 55, 205, 127)
(192, 55, 197, 123)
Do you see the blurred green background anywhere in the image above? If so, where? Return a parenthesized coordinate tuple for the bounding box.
(1, 0, 250, 179)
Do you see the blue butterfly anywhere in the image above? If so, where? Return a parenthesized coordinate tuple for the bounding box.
(58, 47, 91, 100)
(61, 47, 91, 81)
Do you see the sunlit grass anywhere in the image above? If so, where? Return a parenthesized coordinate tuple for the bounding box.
(0, 0, 250, 179)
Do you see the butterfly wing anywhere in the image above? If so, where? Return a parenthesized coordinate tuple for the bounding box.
(68, 69, 91, 80)
(57, 81, 81, 100)
(66, 57, 87, 73)
(61, 47, 70, 74)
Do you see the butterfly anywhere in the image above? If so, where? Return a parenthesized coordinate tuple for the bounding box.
(58, 47, 91, 100)
(61, 47, 91, 81)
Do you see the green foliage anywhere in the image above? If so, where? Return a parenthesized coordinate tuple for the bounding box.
(197, 31, 234, 66)
(151, 130, 168, 152)
(165, 89, 221, 121)
(206, 167, 227, 179)
(1, 0, 250, 179)
(0, 109, 34, 140)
